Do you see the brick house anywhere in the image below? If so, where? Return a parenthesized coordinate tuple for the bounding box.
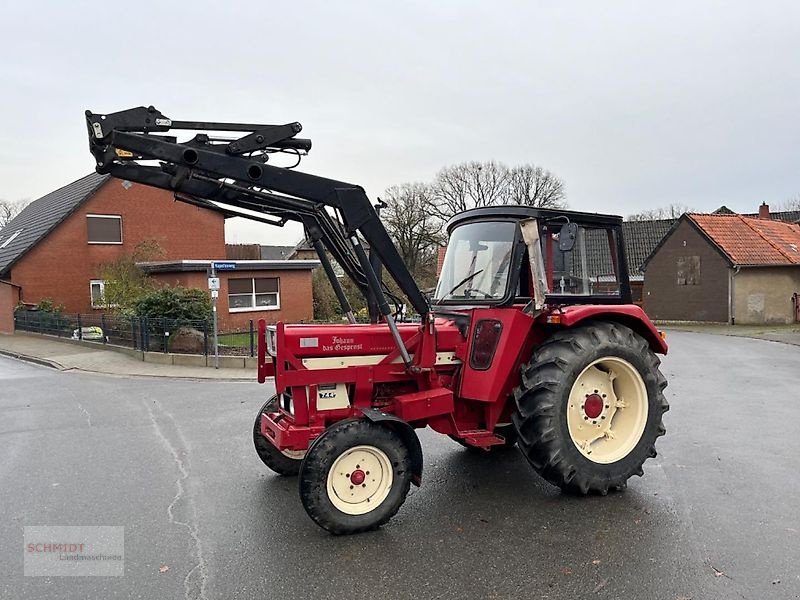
(224, 244, 296, 260)
(0, 173, 318, 333)
(140, 259, 318, 331)
(642, 209, 800, 324)
(621, 219, 677, 304)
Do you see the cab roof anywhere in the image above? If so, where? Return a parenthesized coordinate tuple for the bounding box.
(446, 205, 624, 233)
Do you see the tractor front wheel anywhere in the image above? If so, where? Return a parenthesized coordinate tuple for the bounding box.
(299, 419, 413, 535)
(512, 322, 668, 495)
(253, 395, 304, 476)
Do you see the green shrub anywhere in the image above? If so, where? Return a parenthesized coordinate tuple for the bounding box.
(34, 298, 65, 314)
(134, 287, 212, 322)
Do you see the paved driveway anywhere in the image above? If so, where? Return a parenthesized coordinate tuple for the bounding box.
(1, 331, 798, 599)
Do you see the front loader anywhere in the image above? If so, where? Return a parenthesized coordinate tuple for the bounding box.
(85, 106, 669, 534)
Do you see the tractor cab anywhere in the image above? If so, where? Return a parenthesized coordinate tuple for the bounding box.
(433, 206, 632, 311)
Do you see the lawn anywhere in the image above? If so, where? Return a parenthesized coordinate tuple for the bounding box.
(217, 332, 253, 347)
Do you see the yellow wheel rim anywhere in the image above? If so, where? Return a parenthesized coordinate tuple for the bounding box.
(281, 449, 305, 460)
(326, 445, 393, 515)
(567, 357, 648, 464)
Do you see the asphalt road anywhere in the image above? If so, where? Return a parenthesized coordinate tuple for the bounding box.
(1, 331, 798, 600)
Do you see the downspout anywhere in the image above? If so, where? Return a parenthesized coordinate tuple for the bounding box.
(729, 265, 740, 325)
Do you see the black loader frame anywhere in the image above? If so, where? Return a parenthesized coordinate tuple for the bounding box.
(86, 105, 425, 361)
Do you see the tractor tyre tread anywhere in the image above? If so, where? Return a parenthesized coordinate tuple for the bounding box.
(512, 321, 668, 495)
(299, 419, 412, 535)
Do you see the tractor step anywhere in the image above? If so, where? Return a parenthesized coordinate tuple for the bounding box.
(459, 430, 507, 448)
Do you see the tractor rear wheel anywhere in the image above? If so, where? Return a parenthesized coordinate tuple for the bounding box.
(299, 419, 413, 535)
(253, 395, 304, 476)
(512, 322, 668, 495)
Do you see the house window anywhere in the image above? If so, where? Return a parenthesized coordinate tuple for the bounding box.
(90, 280, 107, 308)
(677, 256, 700, 285)
(87, 214, 122, 244)
(228, 277, 280, 312)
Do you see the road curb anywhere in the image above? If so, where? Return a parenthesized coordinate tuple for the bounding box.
(63, 367, 259, 382)
(0, 348, 65, 370)
(0, 347, 265, 381)
(661, 327, 800, 348)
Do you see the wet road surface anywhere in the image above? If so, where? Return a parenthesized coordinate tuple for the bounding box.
(1, 331, 798, 599)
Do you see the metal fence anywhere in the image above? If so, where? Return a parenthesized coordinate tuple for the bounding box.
(14, 311, 258, 357)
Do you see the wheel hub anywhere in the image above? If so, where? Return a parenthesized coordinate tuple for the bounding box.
(326, 446, 393, 515)
(583, 393, 604, 419)
(349, 469, 366, 485)
(567, 357, 649, 464)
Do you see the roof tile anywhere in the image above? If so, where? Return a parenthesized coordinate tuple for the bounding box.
(0, 173, 109, 276)
(623, 219, 677, 275)
(688, 214, 800, 265)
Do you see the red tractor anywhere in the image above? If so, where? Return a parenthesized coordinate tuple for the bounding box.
(86, 107, 669, 534)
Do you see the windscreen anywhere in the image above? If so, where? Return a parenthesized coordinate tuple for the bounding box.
(434, 221, 516, 302)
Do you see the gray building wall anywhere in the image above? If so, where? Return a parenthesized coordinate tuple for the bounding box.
(643, 219, 731, 322)
(734, 267, 800, 324)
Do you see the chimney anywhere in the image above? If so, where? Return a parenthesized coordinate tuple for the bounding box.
(759, 202, 770, 220)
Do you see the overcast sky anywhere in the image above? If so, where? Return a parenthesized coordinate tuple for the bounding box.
(2, 1, 798, 245)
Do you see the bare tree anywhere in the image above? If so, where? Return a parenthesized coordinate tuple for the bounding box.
(381, 183, 441, 285)
(427, 160, 567, 222)
(0, 199, 29, 229)
(508, 164, 566, 208)
(428, 161, 512, 221)
(99, 239, 164, 311)
(777, 194, 800, 212)
(627, 203, 694, 221)
(380, 160, 567, 282)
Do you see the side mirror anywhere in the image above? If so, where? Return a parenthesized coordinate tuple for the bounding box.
(558, 222, 578, 252)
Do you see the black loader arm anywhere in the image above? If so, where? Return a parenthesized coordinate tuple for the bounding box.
(84, 106, 429, 342)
